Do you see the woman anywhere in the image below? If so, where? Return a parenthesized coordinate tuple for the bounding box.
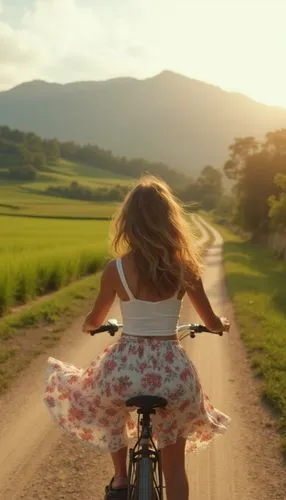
(44, 176, 230, 500)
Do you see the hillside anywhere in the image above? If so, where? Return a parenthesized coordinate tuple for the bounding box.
(1, 71, 286, 172)
(0, 127, 133, 218)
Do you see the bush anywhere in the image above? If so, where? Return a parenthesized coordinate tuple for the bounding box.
(9, 164, 37, 181)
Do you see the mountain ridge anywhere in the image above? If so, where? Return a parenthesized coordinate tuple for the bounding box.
(1, 70, 286, 172)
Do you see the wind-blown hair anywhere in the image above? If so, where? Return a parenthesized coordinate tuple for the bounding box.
(111, 176, 202, 295)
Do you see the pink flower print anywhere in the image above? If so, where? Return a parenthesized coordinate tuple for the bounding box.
(98, 417, 109, 427)
(105, 408, 117, 417)
(165, 365, 172, 374)
(94, 369, 102, 382)
(139, 362, 148, 374)
(165, 420, 177, 433)
(179, 400, 190, 412)
(186, 442, 196, 452)
(180, 368, 190, 382)
(168, 385, 184, 402)
(59, 391, 70, 401)
(82, 375, 94, 390)
(151, 357, 158, 370)
(88, 404, 98, 416)
(105, 383, 111, 397)
(111, 399, 123, 407)
(151, 341, 159, 352)
(165, 350, 175, 363)
(194, 418, 205, 427)
(68, 375, 79, 385)
(59, 417, 67, 426)
(73, 390, 83, 403)
(80, 428, 94, 441)
(104, 359, 117, 375)
(114, 376, 132, 396)
(68, 407, 85, 421)
(45, 395, 55, 407)
(120, 355, 127, 364)
(111, 427, 123, 436)
(118, 341, 126, 352)
(138, 343, 144, 359)
(200, 431, 211, 442)
(46, 385, 55, 393)
(130, 345, 137, 355)
(142, 373, 162, 392)
(127, 419, 136, 431)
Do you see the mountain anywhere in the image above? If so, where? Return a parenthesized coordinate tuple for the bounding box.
(1, 70, 286, 173)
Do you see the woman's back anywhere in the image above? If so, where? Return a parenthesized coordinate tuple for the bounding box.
(116, 257, 182, 337)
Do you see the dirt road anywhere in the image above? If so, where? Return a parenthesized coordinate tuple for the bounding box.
(0, 217, 285, 499)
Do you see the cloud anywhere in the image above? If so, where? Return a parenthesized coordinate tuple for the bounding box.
(0, 0, 160, 90)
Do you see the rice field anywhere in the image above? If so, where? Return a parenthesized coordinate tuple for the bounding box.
(0, 215, 111, 314)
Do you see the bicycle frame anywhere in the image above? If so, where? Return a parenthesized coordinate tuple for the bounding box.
(128, 407, 163, 500)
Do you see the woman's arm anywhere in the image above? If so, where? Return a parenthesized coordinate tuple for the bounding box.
(186, 278, 230, 332)
(82, 262, 116, 333)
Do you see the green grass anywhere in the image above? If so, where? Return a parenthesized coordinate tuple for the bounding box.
(211, 220, 286, 454)
(0, 216, 110, 314)
(0, 184, 117, 218)
(0, 272, 102, 392)
(0, 159, 132, 218)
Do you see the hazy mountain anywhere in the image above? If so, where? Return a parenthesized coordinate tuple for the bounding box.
(1, 70, 286, 173)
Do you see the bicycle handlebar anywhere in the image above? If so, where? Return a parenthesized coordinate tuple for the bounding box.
(89, 320, 223, 338)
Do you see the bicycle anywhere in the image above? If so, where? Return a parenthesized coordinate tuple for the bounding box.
(90, 320, 223, 500)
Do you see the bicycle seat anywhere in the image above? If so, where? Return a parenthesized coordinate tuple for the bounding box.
(125, 395, 167, 411)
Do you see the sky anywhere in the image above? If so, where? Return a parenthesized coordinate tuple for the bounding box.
(0, 0, 286, 107)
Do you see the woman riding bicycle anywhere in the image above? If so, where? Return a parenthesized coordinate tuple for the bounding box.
(44, 176, 230, 500)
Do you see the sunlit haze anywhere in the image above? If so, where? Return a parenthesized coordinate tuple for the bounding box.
(1, 0, 286, 107)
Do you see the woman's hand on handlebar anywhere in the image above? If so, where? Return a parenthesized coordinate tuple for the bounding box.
(82, 312, 95, 334)
(220, 316, 230, 332)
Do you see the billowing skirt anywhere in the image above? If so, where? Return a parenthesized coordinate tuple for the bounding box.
(44, 336, 230, 453)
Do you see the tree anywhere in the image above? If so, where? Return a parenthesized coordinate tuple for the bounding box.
(44, 139, 60, 163)
(224, 132, 286, 234)
(24, 132, 43, 153)
(268, 174, 286, 230)
(264, 129, 286, 156)
(19, 146, 32, 166)
(32, 153, 46, 170)
(224, 137, 259, 180)
(9, 165, 37, 181)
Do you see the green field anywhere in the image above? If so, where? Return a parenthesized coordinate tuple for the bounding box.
(0, 215, 110, 314)
(0, 159, 132, 218)
(212, 221, 286, 453)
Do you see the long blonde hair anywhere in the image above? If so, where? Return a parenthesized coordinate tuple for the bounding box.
(111, 176, 202, 295)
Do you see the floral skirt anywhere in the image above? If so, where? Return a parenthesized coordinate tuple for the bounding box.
(44, 336, 230, 453)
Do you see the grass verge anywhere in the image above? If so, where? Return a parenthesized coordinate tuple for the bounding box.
(207, 217, 286, 456)
(0, 272, 101, 394)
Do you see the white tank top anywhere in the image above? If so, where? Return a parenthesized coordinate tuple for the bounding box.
(116, 258, 182, 337)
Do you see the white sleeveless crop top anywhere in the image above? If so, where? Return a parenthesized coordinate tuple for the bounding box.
(116, 259, 182, 337)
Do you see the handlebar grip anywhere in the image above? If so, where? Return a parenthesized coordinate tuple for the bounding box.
(89, 325, 109, 336)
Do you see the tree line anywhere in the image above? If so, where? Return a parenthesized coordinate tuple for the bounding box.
(179, 129, 286, 235)
(45, 181, 129, 203)
(0, 125, 188, 188)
